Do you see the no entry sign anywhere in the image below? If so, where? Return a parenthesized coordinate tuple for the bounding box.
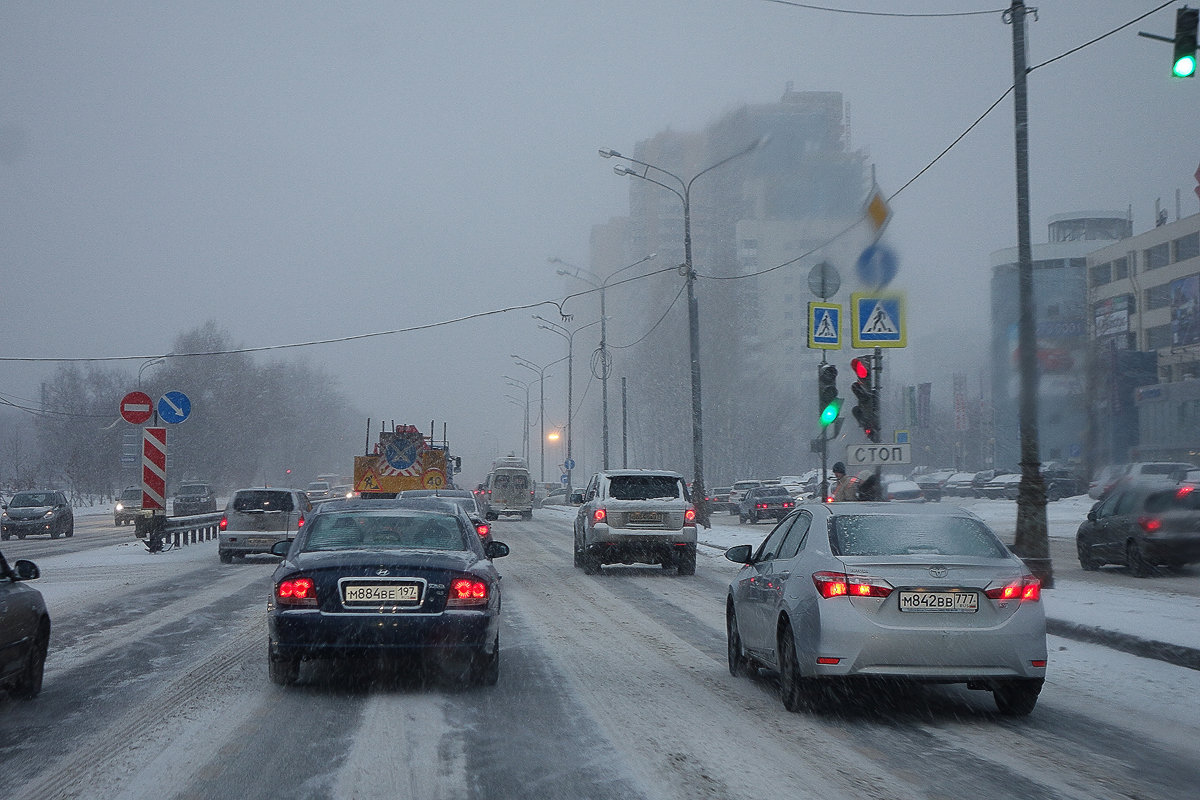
(120, 391, 154, 425)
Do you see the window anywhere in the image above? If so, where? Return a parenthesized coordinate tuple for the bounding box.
(1175, 232, 1199, 263)
(831, 515, 1007, 558)
(1089, 262, 1111, 287)
(1113, 256, 1129, 279)
(1146, 324, 1173, 350)
(777, 512, 812, 560)
(1145, 242, 1170, 270)
(1146, 283, 1173, 310)
(232, 490, 295, 513)
(607, 474, 682, 501)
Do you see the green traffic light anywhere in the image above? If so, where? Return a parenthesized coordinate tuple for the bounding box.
(1175, 54, 1197, 77)
(820, 398, 842, 426)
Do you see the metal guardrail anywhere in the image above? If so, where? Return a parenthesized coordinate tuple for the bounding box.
(134, 511, 223, 549)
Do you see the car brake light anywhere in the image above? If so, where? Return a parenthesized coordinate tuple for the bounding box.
(684, 508, 697, 524)
(297, 514, 305, 528)
(984, 575, 1041, 602)
(756, 503, 767, 509)
(219, 516, 228, 531)
(276, 577, 317, 607)
(593, 508, 606, 523)
(447, 577, 488, 607)
(812, 571, 892, 599)
(1139, 516, 1163, 533)
(475, 523, 490, 538)
(1177, 485, 1195, 498)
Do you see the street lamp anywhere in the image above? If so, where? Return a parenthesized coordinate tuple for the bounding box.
(600, 137, 767, 524)
(503, 377, 532, 464)
(512, 353, 568, 482)
(138, 356, 167, 389)
(550, 253, 657, 470)
(533, 314, 603, 491)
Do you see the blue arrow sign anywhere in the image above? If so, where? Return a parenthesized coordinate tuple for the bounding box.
(563, 458, 576, 470)
(157, 391, 191, 424)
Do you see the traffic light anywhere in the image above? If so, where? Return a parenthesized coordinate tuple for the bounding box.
(817, 363, 841, 427)
(1175, 7, 1198, 78)
(850, 356, 881, 443)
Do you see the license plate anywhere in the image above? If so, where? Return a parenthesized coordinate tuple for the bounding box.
(898, 591, 978, 612)
(343, 584, 421, 604)
(628, 511, 662, 524)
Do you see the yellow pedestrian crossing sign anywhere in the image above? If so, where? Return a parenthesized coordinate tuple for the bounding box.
(851, 292, 906, 348)
(808, 302, 842, 350)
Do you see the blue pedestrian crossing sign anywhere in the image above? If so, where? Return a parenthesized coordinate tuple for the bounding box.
(851, 293, 906, 348)
(808, 302, 842, 350)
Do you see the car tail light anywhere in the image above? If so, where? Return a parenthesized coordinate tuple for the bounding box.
(756, 502, 768, 510)
(1178, 486, 1196, 499)
(447, 578, 488, 607)
(783, 501, 794, 509)
(297, 514, 305, 529)
(276, 577, 317, 607)
(984, 575, 1041, 602)
(592, 508, 606, 523)
(684, 508, 697, 524)
(475, 522, 491, 538)
(812, 571, 892, 599)
(219, 516, 228, 531)
(1139, 516, 1163, 533)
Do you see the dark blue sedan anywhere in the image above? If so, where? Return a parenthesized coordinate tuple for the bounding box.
(267, 506, 509, 686)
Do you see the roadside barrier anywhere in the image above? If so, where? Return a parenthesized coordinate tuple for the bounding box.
(134, 512, 223, 550)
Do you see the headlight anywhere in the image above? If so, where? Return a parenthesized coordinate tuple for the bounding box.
(116, 503, 124, 511)
(44, 510, 55, 518)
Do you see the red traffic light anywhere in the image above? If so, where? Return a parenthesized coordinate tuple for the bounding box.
(850, 357, 869, 381)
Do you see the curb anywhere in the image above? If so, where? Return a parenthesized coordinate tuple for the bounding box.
(1047, 618, 1200, 671)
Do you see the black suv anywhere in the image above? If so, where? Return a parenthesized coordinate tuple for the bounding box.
(173, 483, 217, 516)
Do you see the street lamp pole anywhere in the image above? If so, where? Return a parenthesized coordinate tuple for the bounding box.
(534, 315, 602, 492)
(600, 138, 765, 524)
(138, 356, 166, 389)
(552, 253, 657, 470)
(512, 354, 569, 483)
(503, 377, 532, 464)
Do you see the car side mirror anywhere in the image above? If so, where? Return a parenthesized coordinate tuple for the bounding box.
(725, 544, 753, 564)
(1086, 510, 1097, 521)
(485, 541, 510, 559)
(270, 540, 292, 557)
(14, 559, 40, 580)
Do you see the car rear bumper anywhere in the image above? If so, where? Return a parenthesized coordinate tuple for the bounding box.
(269, 608, 497, 657)
(1143, 535, 1200, 564)
(220, 531, 294, 555)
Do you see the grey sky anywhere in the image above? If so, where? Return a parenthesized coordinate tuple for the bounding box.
(1, 1, 1196, 476)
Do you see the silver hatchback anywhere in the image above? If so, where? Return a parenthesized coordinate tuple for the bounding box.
(218, 488, 312, 563)
(725, 502, 1047, 716)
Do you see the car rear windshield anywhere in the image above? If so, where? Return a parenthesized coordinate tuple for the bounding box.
(608, 475, 683, 501)
(493, 472, 528, 489)
(232, 490, 294, 513)
(757, 487, 791, 498)
(832, 515, 1008, 558)
(178, 485, 208, 496)
(302, 511, 466, 551)
(1146, 487, 1200, 512)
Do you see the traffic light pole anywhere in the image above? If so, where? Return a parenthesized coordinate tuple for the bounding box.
(820, 358, 829, 500)
(872, 347, 883, 500)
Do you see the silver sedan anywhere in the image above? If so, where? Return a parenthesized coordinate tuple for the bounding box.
(725, 502, 1047, 716)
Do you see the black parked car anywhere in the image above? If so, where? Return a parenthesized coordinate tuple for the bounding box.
(2, 491, 74, 540)
(1076, 481, 1200, 576)
(0, 549, 49, 699)
(738, 486, 795, 524)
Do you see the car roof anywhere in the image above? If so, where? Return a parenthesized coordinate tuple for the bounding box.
(804, 501, 982, 519)
(599, 469, 684, 478)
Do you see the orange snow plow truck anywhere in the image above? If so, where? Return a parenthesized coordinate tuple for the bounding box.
(353, 422, 459, 497)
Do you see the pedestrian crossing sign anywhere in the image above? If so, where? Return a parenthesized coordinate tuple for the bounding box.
(851, 292, 906, 348)
(808, 302, 842, 350)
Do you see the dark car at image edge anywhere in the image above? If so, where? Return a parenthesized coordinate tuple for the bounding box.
(0, 550, 50, 699)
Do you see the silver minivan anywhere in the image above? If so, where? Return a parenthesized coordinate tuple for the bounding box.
(218, 488, 312, 563)
(482, 467, 533, 520)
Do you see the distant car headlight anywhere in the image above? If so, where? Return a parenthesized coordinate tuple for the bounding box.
(116, 503, 124, 511)
(44, 510, 55, 519)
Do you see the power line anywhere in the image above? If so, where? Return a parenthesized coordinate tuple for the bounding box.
(759, 0, 1003, 18)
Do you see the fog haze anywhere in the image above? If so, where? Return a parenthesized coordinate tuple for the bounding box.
(1, 1, 1195, 480)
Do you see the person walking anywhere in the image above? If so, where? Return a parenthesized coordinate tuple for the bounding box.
(830, 462, 857, 501)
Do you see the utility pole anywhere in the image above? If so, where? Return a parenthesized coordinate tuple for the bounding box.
(1006, 0, 1052, 587)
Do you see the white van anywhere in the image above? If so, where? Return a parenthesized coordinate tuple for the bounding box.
(483, 463, 533, 520)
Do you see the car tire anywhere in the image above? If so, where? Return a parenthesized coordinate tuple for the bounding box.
(1126, 540, 1154, 578)
(676, 544, 696, 576)
(17, 532, 26, 539)
(1077, 538, 1101, 571)
(572, 533, 583, 568)
(727, 605, 748, 677)
(0, 532, 8, 540)
(50, 528, 59, 539)
(581, 550, 601, 575)
(65, 523, 74, 538)
(738, 514, 746, 524)
(11, 621, 50, 700)
(485, 512, 497, 521)
(219, 550, 233, 564)
(268, 645, 301, 686)
(993, 678, 1042, 716)
(473, 635, 500, 686)
(778, 626, 808, 713)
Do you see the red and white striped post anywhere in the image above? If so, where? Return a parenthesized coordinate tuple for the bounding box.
(142, 427, 167, 512)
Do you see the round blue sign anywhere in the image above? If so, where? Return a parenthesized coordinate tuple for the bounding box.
(384, 438, 419, 471)
(856, 244, 898, 289)
(560, 474, 570, 485)
(563, 458, 576, 470)
(157, 391, 191, 424)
